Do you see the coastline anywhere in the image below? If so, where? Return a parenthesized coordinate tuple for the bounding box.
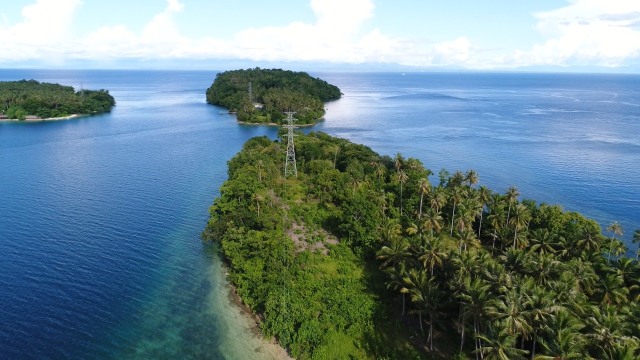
(0, 114, 85, 122)
(208, 248, 292, 360)
(237, 120, 318, 127)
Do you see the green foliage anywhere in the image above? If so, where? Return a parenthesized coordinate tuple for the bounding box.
(205, 68, 341, 125)
(0, 79, 115, 119)
(203, 131, 640, 359)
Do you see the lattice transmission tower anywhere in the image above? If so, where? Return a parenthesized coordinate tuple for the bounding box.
(283, 111, 298, 178)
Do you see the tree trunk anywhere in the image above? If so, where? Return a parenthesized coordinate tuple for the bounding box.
(450, 203, 457, 236)
(531, 335, 537, 359)
(429, 313, 434, 350)
(460, 316, 465, 353)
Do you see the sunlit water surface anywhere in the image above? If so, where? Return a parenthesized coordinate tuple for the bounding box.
(0, 70, 638, 359)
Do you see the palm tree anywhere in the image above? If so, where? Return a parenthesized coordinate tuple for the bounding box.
(537, 309, 586, 360)
(465, 169, 479, 187)
(379, 217, 402, 244)
(457, 276, 492, 355)
(529, 229, 557, 255)
(489, 282, 533, 346)
(586, 304, 630, 359)
(606, 221, 623, 261)
(372, 161, 386, 183)
(394, 152, 404, 173)
(256, 159, 264, 182)
(377, 237, 411, 269)
(430, 186, 447, 213)
(576, 228, 602, 256)
(422, 208, 443, 237)
(326, 144, 339, 168)
(633, 229, 640, 260)
(597, 272, 629, 305)
(510, 203, 530, 248)
(417, 177, 431, 219)
(383, 263, 410, 316)
(527, 283, 562, 359)
(251, 192, 264, 217)
(476, 325, 528, 360)
(477, 185, 491, 238)
(397, 169, 408, 216)
(449, 185, 467, 236)
(404, 268, 442, 350)
(505, 186, 520, 226)
(418, 235, 447, 276)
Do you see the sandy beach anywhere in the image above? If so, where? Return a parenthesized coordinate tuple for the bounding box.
(0, 114, 84, 122)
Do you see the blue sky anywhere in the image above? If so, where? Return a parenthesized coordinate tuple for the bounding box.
(1, 0, 639, 71)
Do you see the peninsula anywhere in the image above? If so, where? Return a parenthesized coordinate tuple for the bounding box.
(205, 68, 341, 125)
(203, 132, 640, 359)
(0, 79, 115, 121)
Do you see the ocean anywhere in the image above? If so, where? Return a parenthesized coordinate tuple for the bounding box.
(0, 69, 638, 359)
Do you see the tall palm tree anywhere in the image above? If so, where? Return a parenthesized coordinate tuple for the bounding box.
(377, 237, 411, 269)
(251, 192, 264, 217)
(465, 169, 479, 187)
(505, 186, 520, 227)
(430, 186, 447, 213)
(489, 281, 533, 346)
(397, 169, 409, 216)
(537, 309, 586, 360)
(394, 152, 404, 173)
(404, 268, 442, 350)
(633, 229, 640, 260)
(586, 304, 630, 359)
(379, 217, 402, 244)
(477, 185, 491, 238)
(576, 228, 602, 256)
(476, 325, 528, 360)
(422, 208, 443, 237)
(457, 276, 492, 356)
(418, 235, 447, 276)
(606, 221, 623, 261)
(449, 185, 467, 236)
(383, 263, 410, 316)
(449, 170, 465, 188)
(597, 272, 629, 306)
(417, 177, 431, 220)
(529, 229, 557, 255)
(510, 203, 531, 248)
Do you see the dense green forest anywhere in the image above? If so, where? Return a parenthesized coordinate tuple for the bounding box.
(203, 132, 640, 359)
(205, 68, 341, 125)
(0, 79, 115, 120)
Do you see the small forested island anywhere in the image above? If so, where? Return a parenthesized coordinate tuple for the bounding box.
(205, 68, 341, 125)
(0, 79, 115, 121)
(203, 132, 640, 359)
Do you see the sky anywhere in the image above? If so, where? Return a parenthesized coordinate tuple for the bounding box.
(1, 0, 640, 72)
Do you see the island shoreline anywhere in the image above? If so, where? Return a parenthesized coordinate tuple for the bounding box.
(0, 114, 87, 122)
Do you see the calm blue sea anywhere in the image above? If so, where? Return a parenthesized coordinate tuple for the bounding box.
(0, 70, 638, 359)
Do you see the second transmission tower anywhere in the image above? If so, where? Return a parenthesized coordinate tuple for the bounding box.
(283, 111, 297, 178)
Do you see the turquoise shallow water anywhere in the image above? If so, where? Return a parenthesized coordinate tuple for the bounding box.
(0, 70, 638, 359)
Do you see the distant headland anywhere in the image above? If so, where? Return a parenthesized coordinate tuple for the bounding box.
(205, 68, 341, 125)
(0, 79, 115, 122)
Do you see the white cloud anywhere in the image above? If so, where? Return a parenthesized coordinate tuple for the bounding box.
(0, 0, 82, 61)
(503, 0, 640, 67)
(9, 0, 639, 70)
(0, 0, 484, 68)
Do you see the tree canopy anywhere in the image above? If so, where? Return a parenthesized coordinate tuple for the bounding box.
(205, 68, 341, 125)
(0, 79, 115, 120)
(203, 132, 640, 359)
